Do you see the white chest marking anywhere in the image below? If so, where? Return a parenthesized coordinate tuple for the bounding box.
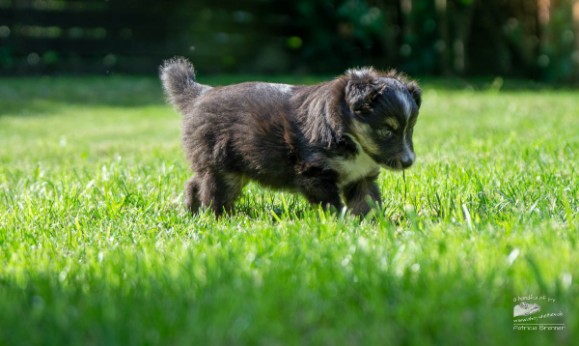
(329, 138, 380, 188)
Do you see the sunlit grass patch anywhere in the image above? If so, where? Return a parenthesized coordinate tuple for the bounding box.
(0, 76, 578, 345)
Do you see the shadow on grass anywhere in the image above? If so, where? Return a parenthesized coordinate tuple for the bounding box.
(1, 74, 573, 117)
(0, 76, 165, 117)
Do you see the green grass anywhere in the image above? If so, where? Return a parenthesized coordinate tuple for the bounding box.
(0, 75, 577, 345)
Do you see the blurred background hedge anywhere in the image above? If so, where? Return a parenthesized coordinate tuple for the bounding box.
(1, 0, 578, 82)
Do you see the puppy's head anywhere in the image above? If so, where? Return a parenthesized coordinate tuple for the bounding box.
(343, 67, 421, 170)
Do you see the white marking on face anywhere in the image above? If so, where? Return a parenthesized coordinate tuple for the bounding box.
(396, 90, 412, 122)
(396, 89, 415, 162)
(329, 136, 380, 188)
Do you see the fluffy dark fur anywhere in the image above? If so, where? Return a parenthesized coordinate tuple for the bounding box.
(160, 57, 421, 217)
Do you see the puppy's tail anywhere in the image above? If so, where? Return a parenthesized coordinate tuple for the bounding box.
(160, 57, 210, 114)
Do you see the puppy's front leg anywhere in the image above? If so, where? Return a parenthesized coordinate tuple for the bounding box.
(299, 174, 343, 212)
(302, 185, 343, 212)
(343, 176, 381, 216)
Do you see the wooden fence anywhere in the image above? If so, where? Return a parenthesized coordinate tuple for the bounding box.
(0, 0, 276, 75)
(1, 0, 578, 81)
(0, 0, 176, 75)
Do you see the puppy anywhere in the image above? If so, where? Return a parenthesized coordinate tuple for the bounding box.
(160, 57, 421, 217)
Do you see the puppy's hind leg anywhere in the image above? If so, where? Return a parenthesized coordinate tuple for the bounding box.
(197, 171, 245, 217)
(184, 176, 202, 214)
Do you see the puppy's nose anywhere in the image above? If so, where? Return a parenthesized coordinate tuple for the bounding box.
(400, 157, 414, 168)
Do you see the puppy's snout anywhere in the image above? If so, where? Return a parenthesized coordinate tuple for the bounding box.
(400, 156, 414, 169)
(399, 151, 415, 169)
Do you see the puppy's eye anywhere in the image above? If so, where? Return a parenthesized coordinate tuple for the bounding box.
(378, 129, 392, 138)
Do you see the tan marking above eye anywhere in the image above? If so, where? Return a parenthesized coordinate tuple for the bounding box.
(350, 122, 381, 156)
(385, 117, 400, 130)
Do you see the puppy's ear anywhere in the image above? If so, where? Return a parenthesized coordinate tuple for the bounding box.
(344, 68, 385, 114)
(406, 81, 422, 109)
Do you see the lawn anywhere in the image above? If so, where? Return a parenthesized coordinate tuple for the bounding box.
(0, 75, 577, 345)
